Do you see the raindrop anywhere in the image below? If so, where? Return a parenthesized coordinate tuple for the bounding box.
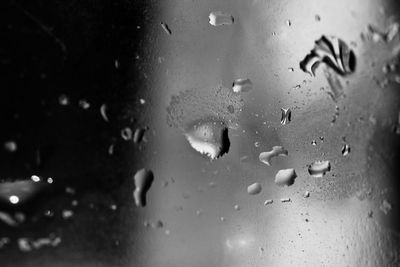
(308, 160, 331, 177)
(78, 99, 90, 109)
(139, 98, 146, 105)
(133, 128, 146, 144)
(234, 204, 240, 211)
(288, 67, 294, 72)
(280, 198, 291, 203)
(380, 199, 392, 215)
(259, 146, 288, 166)
(100, 104, 109, 122)
(264, 199, 273, 205)
(4, 141, 17, 152)
(311, 140, 317, 146)
(184, 120, 230, 159)
(160, 22, 172, 35)
(274, 168, 297, 187)
(9, 195, 19, 205)
(299, 35, 356, 76)
(247, 182, 262, 195)
(254, 141, 260, 148)
(286, 19, 291, 26)
(341, 144, 350, 156)
(167, 85, 242, 159)
(47, 177, 53, 184)
(58, 94, 69, 106)
(114, 59, 119, 69)
(208, 11, 234, 26)
(232, 78, 253, 93)
(62, 210, 73, 219)
(121, 127, 133, 141)
(280, 108, 292, 125)
(133, 169, 154, 207)
(303, 191, 310, 198)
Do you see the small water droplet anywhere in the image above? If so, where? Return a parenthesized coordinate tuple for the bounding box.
(78, 99, 90, 109)
(234, 204, 240, 211)
(47, 177, 53, 184)
(319, 136, 324, 142)
(9, 195, 19, 204)
(247, 182, 262, 195)
(341, 144, 350, 156)
(280, 198, 291, 203)
(114, 59, 119, 69)
(133, 128, 146, 144)
(315, 14, 321, 22)
(308, 160, 331, 177)
(220, 216, 225, 222)
(58, 94, 69, 106)
(286, 19, 291, 26)
(380, 199, 392, 215)
(293, 84, 301, 90)
(303, 191, 310, 198)
(139, 98, 146, 105)
(264, 199, 273, 205)
(100, 104, 109, 122)
(275, 168, 297, 187)
(208, 11, 234, 26)
(227, 104, 235, 113)
(4, 141, 17, 152)
(259, 146, 288, 166)
(280, 108, 292, 125)
(288, 67, 294, 72)
(311, 140, 317, 146)
(62, 210, 73, 219)
(133, 169, 154, 207)
(160, 22, 172, 35)
(254, 141, 261, 148)
(196, 209, 203, 216)
(152, 220, 163, 228)
(121, 127, 133, 141)
(232, 78, 253, 93)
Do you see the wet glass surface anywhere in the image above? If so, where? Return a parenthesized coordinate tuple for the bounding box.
(1, 0, 400, 266)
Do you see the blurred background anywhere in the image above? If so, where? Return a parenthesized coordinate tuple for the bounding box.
(0, 0, 399, 266)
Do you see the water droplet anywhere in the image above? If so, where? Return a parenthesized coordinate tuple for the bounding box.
(0, 211, 18, 226)
(259, 146, 288, 166)
(196, 209, 203, 216)
(220, 216, 225, 222)
(100, 104, 109, 122)
(319, 136, 324, 142)
(139, 98, 146, 105)
(160, 22, 172, 35)
(315, 14, 321, 22)
(152, 220, 164, 228)
(227, 104, 235, 114)
(234, 204, 240, 211)
(58, 94, 69, 106)
(300, 35, 356, 76)
(167, 85, 242, 158)
(65, 187, 75, 195)
(311, 140, 317, 146)
(380, 199, 392, 215)
(303, 191, 310, 198)
(247, 182, 262, 195)
(254, 141, 260, 148)
(264, 199, 273, 205)
(293, 84, 301, 89)
(9, 195, 19, 204)
(78, 99, 90, 109)
(72, 200, 78, 206)
(232, 78, 253, 93)
(341, 144, 350, 156)
(47, 177, 53, 184)
(208, 11, 234, 26)
(184, 120, 230, 159)
(308, 160, 331, 177)
(121, 127, 133, 141)
(280, 198, 291, 203)
(4, 141, 17, 152)
(367, 210, 373, 218)
(133, 169, 154, 207)
(280, 108, 292, 125)
(0, 237, 10, 249)
(288, 67, 294, 72)
(286, 19, 291, 26)
(274, 168, 297, 187)
(62, 210, 73, 219)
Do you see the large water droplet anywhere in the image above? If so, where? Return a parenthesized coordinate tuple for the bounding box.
(232, 78, 253, 93)
(133, 169, 154, 207)
(300, 35, 356, 76)
(274, 168, 297, 186)
(259, 146, 288, 166)
(247, 182, 262, 195)
(208, 11, 234, 26)
(184, 119, 230, 159)
(308, 160, 331, 177)
(280, 108, 292, 125)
